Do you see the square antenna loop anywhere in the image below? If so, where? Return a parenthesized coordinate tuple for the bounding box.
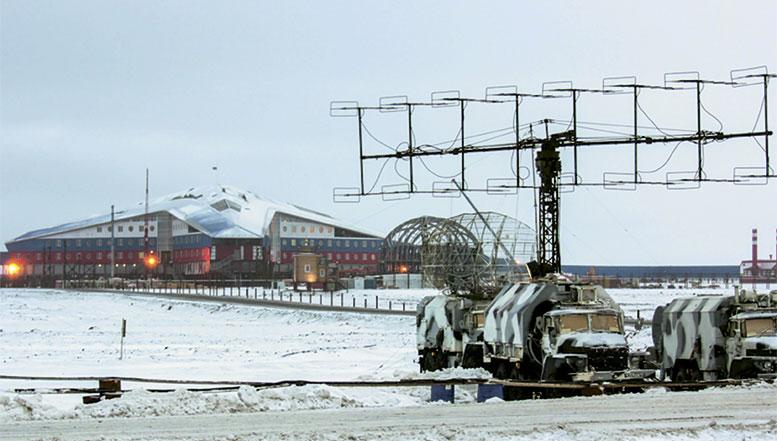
(602, 76, 637, 95)
(332, 187, 361, 203)
(379, 95, 409, 112)
(665, 171, 702, 190)
(486, 178, 518, 195)
(730, 65, 770, 88)
(558, 172, 577, 193)
(431, 90, 461, 108)
(381, 183, 412, 200)
(542, 81, 573, 97)
(485, 85, 517, 101)
(602, 172, 637, 191)
(432, 181, 462, 198)
(330, 101, 359, 118)
(733, 166, 769, 185)
(664, 71, 700, 89)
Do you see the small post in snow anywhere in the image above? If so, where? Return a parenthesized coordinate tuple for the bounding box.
(119, 318, 127, 360)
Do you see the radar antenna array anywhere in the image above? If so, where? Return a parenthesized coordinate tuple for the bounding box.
(331, 67, 775, 276)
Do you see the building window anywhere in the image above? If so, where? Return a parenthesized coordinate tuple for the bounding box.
(97, 226, 102, 233)
(97, 239, 103, 247)
(292, 226, 297, 233)
(282, 239, 287, 246)
(362, 240, 367, 248)
(108, 226, 112, 232)
(304, 264, 311, 273)
(150, 225, 155, 232)
(363, 253, 367, 260)
(291, 239, 296, 247)
(371, 254, 376, 261)
(128, 225, 134, 232)
(319, 226, 324, 233)
(118, 226, 123, 233)
(211, 245, 216, 260)
(345, 253, 350, 261)
(252, 246, 262, 260)
(76, 239, 82, 247)
(336, 253, 341, 260)
(282, 225, 288, 232)
(56, 252, 62, 260)
(345, 240, 350, 248)
(301, 226, 306, 233)
(327, 253, 333, 260)
(327, 240, 333, 247)
(97, 252, 102, 260)
(118, 239, 123, 246)
(36, 253, 42, 261)
(117, 252, 123, 259)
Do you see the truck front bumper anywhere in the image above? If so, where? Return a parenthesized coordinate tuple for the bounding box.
(572, 368, 656, 383)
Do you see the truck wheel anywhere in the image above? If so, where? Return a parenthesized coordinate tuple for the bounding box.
(494, 361, 512, 380)
(671, 361, 701, 383)
(462, 345, 484, 369)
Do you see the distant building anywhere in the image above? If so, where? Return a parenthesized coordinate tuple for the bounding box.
(0, 185, 382, 280)
(740, 228, 777, 284)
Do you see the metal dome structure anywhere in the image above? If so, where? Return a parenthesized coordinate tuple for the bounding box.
(382, 216, 456, 274)
(382, 212, 534, 297)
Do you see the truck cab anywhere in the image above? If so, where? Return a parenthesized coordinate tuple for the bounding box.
(540, 308, 647, 381)
(726, 310, 777, 379)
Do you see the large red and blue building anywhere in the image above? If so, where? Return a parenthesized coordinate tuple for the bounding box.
(1, 185, 383, 280)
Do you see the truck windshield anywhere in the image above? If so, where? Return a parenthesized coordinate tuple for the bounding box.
(591, 314, 621, 332)
(744, 318, 776, 337)
(557, 314, 589, 334)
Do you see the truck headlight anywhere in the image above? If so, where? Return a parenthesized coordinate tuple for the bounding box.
(566, 356, 587, 371)
(755, 360, 775, 372)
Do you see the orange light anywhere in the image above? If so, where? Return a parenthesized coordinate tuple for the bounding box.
(144, 253, 158, 269)
(399, 265, 408, 273)
(7, 262, 21, 278)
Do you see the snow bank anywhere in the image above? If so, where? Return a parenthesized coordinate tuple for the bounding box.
(0, 394, 62, 421)
(356, 366, 492, 381)
(0, 384, 426, 422)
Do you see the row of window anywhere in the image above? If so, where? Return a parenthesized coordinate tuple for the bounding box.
(281, 238, 381, 250)
(38, 238, 157, 250)
(282, 252, 377, 262)
(30, 250, 145, 261)
(281, 224, 334, 235)
(174, 248, 207, 260)
(96, 224, 155, 233)
(173, 235, 206, 245)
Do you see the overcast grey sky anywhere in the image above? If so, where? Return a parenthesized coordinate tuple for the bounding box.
(1, 1, 776, 264)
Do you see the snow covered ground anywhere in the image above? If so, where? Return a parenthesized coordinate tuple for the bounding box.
(1, 286, 775, 440)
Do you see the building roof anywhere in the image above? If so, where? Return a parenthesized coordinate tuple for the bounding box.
(7, 185, 381, 243)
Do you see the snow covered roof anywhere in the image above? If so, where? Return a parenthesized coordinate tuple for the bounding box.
(9, 185, 382, 243)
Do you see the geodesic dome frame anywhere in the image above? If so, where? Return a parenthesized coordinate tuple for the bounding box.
(382, 212, 534, 296)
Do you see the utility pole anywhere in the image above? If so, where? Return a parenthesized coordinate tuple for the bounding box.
(63, 239, 67, 288)
(110, 205, 115, 279)
(144, 168, 150, 279)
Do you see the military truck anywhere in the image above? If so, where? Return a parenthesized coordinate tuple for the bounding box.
(653, 289, 777, 381)
(417, 275, 654, 381)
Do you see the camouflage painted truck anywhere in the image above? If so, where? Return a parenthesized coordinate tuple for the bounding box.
(417, 275, 654, 382)
(652, 289, 777, 381)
